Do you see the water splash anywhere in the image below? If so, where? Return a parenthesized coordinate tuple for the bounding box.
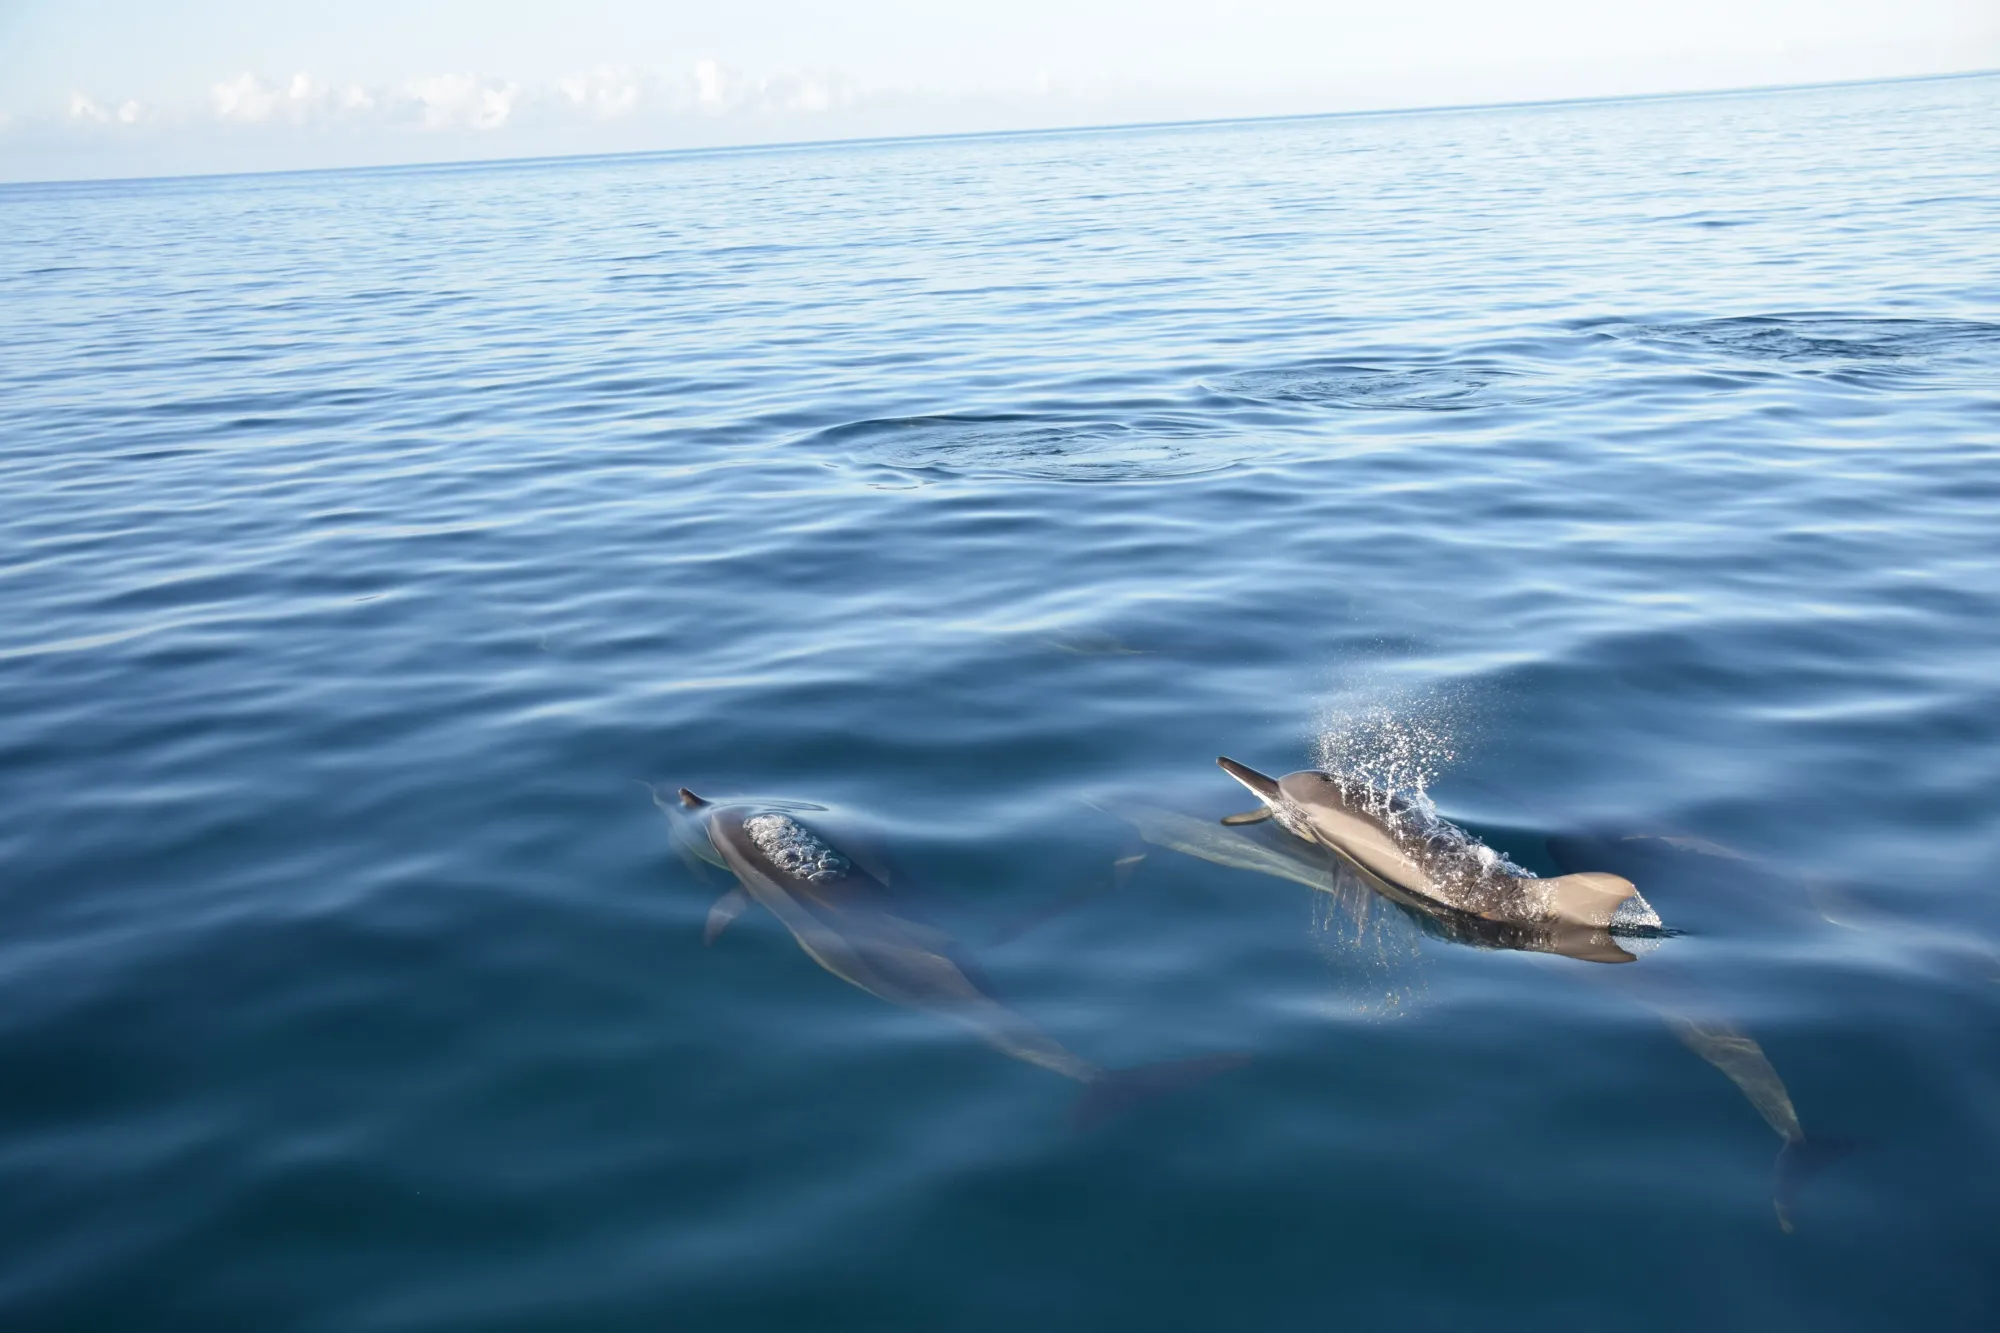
(1309, 686, 1531, 887)
(1306, 856, 1431, 1021)
(1310, 689, 1465, 806)
(743, 813, 852, 884)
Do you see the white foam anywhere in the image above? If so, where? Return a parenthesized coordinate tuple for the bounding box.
(742, 813, 850, 884)
(1610, 889, 1664, 934)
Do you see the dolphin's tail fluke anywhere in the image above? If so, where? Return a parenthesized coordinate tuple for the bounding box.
(1071, 1052, 1251, 1131)
(1773, 1134, 1863, 1233)
(1216, 757, 1281, 804)
(678, 787, 710, 808)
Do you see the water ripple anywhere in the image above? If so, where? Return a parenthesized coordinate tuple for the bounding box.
(1208, 359, 1547, 411)
(1594, 313, 2000, 385)
(810, 412, 1256, 481)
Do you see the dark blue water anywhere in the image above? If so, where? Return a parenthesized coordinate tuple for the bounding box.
(4, 75, 1999, 1330)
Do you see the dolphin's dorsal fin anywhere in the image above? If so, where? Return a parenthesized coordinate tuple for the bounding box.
(1537, 872, 1639, 929)
(678, 787, 709, 809)
(1220, 808, 1272, 826)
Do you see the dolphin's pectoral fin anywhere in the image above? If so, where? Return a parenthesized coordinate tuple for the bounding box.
(1802, 874, 1871, 929)
(1113, 852, 1147, 889)
(1219, 808, 1272, 826)
(703, 886, 751, 945)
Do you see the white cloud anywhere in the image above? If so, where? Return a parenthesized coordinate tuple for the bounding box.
(557, 67, 644, 119)
(766, 69, 855, 115)
(404, 72, 521, 131)
(693, 58, 736, 113)
(211, 73, 283, 123)
(67, 93, 152, 125)
(211, 70, 374, 124)
(49, 58, 1023, 145)
(687, 59, 856, 116)
(198, 68, 532, 132)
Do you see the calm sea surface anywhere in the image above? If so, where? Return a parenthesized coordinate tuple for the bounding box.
(4, 75, 1999, 1331)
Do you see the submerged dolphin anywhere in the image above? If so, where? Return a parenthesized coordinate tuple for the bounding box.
(669, 788, 1243, 1124)
(1216, 757, 1660, 958)
(1546, 832, 1862, 1230)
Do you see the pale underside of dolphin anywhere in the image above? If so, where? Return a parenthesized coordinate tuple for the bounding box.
(665, 788, 1242, 1124)
(1095, 782, 1842, 1229)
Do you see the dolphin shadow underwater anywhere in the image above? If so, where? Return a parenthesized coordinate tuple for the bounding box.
(653, 785, 1246, 1127)
(1094, 756, 1855, 1230)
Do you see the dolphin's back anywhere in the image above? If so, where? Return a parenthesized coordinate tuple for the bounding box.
(1278, 770, 1435, 895)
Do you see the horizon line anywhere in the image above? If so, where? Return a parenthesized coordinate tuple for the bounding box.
(5, 64, 1995, 191)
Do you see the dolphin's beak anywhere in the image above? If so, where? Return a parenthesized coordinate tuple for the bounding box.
(1217, 757, 1281, 802)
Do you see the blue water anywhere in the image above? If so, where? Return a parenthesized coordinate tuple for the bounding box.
(4, 74, 1999, 1330)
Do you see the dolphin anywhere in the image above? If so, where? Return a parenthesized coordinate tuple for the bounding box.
(1087, 795, 1636, 963)
(669, 788, 1244, 1125)
(1215, 757, 1660, 957)
(1098, 774, 1846, 1228)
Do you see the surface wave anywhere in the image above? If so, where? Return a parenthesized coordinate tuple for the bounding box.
(809, 412, 1256, 481)
(1597, 314, 2000, 384)
(1207, 360, 1548, 412)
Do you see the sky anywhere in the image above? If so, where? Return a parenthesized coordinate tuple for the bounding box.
(2, 0, 1996, 181)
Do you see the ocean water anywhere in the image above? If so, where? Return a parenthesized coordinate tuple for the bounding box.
(4, 73, 1999, 1330)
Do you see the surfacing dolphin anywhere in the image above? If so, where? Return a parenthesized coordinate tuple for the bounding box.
(669, 787, 1244, 1125)
(1098, 771, 1847, 1228)
(1215, 757, 1661, 960)
(1087, 794, 1627, 963)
